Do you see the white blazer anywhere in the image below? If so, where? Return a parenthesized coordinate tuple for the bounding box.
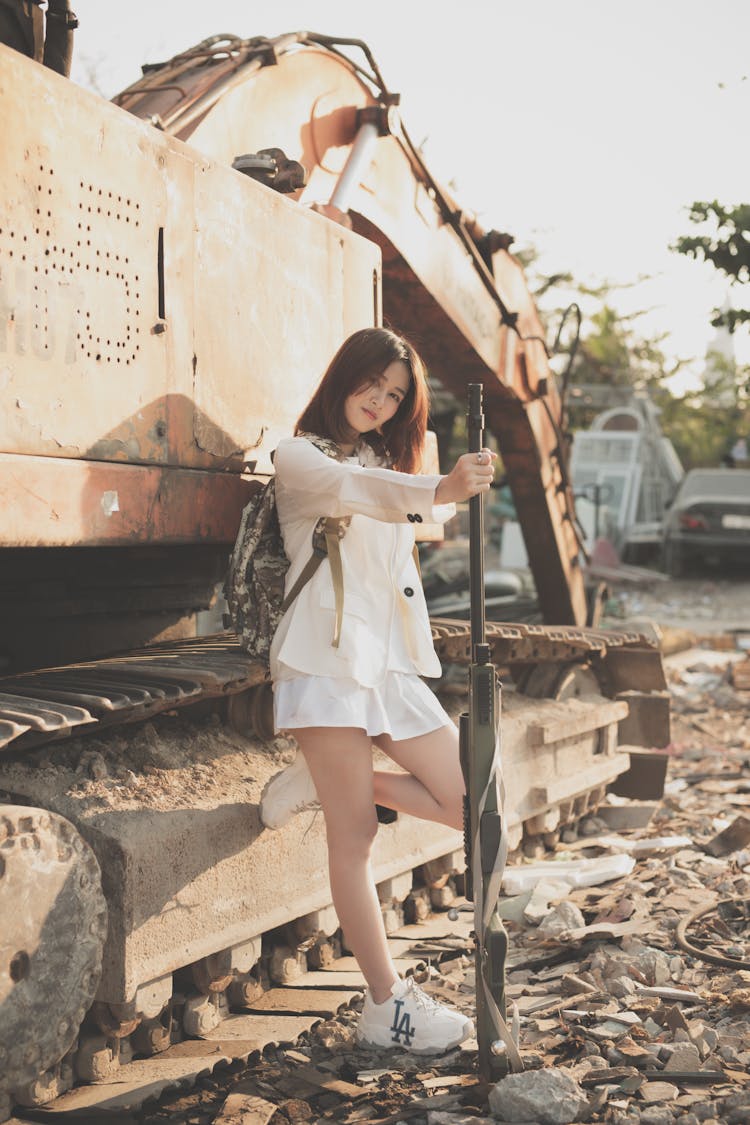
(269, 437, 456, 687)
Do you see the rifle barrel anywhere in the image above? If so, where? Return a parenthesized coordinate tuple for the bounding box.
(467, 383, 486, 657)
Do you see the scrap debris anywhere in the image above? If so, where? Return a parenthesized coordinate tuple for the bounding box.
(11, 633, 750, 1125)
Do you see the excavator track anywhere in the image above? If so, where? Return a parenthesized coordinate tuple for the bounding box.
(0, 898, 478, 1120)
(0, 621, 664, 755)
(0, 618, 667, 1118)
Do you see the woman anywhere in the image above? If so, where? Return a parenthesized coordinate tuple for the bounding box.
(260, 327, 496, 1053)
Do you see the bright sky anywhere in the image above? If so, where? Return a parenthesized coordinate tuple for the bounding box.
(69, 0, 750, 390)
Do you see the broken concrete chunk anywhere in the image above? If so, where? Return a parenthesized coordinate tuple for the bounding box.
(523, 879, 574, 924)
(536, 901, 587, 935)
(638, 1079, 679, 1103)
(496, 889, 533, 924)
(560, 973, 598, 996)
(609, 1036, 659, 1064)
(607, 976, 637, 999)
(488, 1067, 585, 1125)
(639, 1108, 679, 1125)
(663, 1042, 702, 1071)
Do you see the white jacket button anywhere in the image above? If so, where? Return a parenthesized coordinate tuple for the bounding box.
(404, 586, 414, 597)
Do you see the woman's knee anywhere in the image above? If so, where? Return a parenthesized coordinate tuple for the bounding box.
(325, 808, 379, 858)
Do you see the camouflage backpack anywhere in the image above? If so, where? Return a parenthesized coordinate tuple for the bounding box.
(224, 435, 350, 665)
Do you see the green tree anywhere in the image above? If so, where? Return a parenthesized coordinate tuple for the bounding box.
(519, 246, 747, 467)
(673, 200, 750, 333)
(672, 201, 750, 463)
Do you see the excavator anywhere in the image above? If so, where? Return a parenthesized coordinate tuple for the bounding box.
(0, 24, 670, 1116)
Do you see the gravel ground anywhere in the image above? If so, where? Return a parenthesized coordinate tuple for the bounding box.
(603, 574, 750, 639)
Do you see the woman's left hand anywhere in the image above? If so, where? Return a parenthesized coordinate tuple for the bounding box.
(434, 448, 497, 504)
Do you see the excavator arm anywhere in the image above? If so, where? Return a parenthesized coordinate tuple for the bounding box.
(116, 32, 587, 626)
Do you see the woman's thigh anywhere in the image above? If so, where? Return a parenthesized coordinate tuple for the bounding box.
(373, 722, 464, 807)
(294, 726, 378, 846)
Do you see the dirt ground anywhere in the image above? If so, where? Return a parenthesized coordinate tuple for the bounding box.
(602, 573, 750, 639)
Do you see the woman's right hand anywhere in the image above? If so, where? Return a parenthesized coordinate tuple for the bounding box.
(434, 448, 497, 504)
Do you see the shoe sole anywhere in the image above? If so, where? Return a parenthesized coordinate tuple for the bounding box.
(259, 773, 293, 830)
(355, 1024, 473, 1055)
(258, 773, 320, 831)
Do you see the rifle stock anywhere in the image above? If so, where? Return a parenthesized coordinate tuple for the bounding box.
(459, 384, 521, 1080)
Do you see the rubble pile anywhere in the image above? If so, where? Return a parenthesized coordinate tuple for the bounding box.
(125, 637, 749, 1125)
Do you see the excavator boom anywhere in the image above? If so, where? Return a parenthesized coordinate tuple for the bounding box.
(117, 32, 587, 625)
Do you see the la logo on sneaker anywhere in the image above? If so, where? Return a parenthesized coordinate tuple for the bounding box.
(390, 998, 416, 1046)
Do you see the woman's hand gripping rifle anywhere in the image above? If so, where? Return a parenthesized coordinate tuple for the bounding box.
(459, 384, 523, 1080)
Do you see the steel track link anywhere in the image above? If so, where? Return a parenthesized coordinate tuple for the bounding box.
(0, 623, 659, 756)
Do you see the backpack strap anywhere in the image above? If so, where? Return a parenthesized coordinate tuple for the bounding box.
(277, 434, 349, 648)
(279, 435, 421, 650)
(324, 519, 346, 648)
(281, 551, 325, 616)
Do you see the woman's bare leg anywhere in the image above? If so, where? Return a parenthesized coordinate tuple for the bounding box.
(372, 723, 464, 831)
(294, 726, 398, 1004)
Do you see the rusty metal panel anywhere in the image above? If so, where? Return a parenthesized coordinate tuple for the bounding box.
(609, 748, 670, 800)
(0, 46, 173, 463)
(191, 158, 379, 466)
(0, 452, 251, 546)
(603, 646, 669, 693)
(616, 689, 671, 749)
(186, 49, 504, 379)
(0, 45, 380, 547)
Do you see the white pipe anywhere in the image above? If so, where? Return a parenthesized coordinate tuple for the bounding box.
(328, 120, 380, 213)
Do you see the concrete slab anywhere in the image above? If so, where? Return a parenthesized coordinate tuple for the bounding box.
(202, 1012, 322, 1048)
(385, 937, 426, 958)
(214, 1089, 277, 1125)
(290, 969, 366, 989)
(393, 915, 475, 942)
(42, 1052, 232, 1114)
(240, 987, 354, 1018)
(325, 954, 427, 977)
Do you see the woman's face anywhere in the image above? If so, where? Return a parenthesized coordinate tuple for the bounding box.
(343, 360, 410, 439)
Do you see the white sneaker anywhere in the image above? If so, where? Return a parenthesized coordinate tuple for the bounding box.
(356, 977, 474, 1054)
(259, 753, 320, 829)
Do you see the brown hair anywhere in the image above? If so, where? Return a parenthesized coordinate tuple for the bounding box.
(295, 328, 429, 473)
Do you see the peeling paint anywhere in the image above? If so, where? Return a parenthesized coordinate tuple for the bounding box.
(101, 491, 120, 517)
(89, 437, 142, 462)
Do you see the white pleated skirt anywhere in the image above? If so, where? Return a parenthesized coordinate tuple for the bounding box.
(273, 670, 452, 741)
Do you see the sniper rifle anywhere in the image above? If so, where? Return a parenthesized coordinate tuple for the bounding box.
(459, 383, 523, 1079)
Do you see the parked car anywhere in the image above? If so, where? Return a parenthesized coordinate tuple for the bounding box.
(662, 468, 750, 577)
